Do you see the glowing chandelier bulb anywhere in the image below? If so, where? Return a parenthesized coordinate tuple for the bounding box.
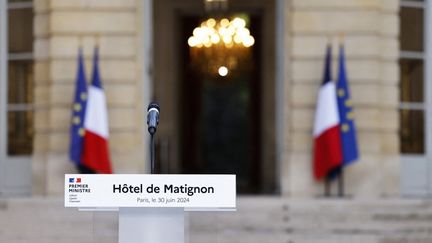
(218, 66, 228, 76)
(188, 17, 254, 49)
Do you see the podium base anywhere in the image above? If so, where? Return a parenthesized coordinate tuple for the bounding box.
(119, 208, 184, 243)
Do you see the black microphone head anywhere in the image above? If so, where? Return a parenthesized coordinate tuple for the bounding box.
(147, 101, 160, 135)
(147, 102, 160, 112)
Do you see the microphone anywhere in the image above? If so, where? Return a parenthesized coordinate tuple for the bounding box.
(147, 102, 160, 135)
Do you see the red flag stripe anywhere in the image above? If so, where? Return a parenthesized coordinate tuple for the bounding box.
(81, 131, 112, 174)
(313, 125, 343, 180)
(312, 80, 343, 180)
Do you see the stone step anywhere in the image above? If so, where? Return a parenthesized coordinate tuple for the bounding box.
(1, 197, 432, 243)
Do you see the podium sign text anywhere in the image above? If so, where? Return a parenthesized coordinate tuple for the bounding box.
(65, 174, 236, 208)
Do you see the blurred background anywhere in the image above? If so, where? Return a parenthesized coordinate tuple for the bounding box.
(1, 0, 432, 242)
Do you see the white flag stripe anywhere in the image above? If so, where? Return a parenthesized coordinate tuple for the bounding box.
(313, 81, 340, 137)
(84, 86, 109, 138)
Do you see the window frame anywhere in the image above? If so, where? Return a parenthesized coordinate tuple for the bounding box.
(0, 0, 7, 194)
(400, 0, 432, 196)
(0, 0, 33, 196)
(425, 0, 432, 194)
(400, 1, 426, 156)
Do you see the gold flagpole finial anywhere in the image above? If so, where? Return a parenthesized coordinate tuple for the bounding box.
(327, 34, 333, 45)
(95, 33, 101, 48)
(339, 32, 345, 44)
(78, 35, 84, 48)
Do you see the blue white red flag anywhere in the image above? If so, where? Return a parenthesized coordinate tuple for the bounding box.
(81, 47, 113, 174)
(312, 45, 343, 180)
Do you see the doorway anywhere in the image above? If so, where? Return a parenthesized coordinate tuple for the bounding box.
(153, 0, 276, 194)
(179, 16, 262, 193)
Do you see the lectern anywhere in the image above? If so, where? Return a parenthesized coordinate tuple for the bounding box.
(65, 174, 236, 243)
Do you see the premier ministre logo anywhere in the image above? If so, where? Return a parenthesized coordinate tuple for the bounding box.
(68, 177, 90, 193)
(69, 177, 81, 183)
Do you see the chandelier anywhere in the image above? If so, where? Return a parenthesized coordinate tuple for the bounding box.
(188, 16, 255, 77)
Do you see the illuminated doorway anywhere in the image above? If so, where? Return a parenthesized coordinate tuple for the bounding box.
(180, 15, 261, 193)
(153, 0, 276, 194)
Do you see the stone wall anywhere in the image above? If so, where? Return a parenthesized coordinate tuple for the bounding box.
(33, 0, 147, 195)
(32, 0, 400, 198)
(282, 0, 400, 197)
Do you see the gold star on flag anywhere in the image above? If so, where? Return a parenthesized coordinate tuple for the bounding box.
(345, 99, 352, 107)
(80, 92, 87, 101)
(338, 89, 345, 97)
(342, 124, 350, 132)
(347, 111, 354, 120)
(73, 103, 81, 112)
(72, 116, 81, 125)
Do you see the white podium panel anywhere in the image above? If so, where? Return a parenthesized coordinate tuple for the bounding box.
(119, 208, 184, 243)
(65, 174, 236, 208)
(65, 174, 236, 243)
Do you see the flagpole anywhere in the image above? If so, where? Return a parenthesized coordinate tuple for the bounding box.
(338, 168, 344, 197)
(79, 36, 83, 48)
(325, 176, 331, 197)
(95, 33, 100, 48)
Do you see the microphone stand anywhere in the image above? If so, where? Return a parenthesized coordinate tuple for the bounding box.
(150, 133, 155, 174)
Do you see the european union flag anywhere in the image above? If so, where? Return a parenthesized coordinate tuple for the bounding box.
(336, 45, 359, 165)
(69, 48, 88, 166)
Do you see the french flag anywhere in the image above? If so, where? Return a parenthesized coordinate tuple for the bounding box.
(81, 47, 113, 174)
(312, 45, 343, 180)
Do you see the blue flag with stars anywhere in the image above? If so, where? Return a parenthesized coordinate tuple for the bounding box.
(336, 44, 359, 165)
(69, 48, 88, 165)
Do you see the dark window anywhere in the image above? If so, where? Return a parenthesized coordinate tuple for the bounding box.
(7, 1, 34, 155)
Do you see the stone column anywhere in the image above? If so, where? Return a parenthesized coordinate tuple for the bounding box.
(33, 0, 147, 195)
(282, 0, 400, 197)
